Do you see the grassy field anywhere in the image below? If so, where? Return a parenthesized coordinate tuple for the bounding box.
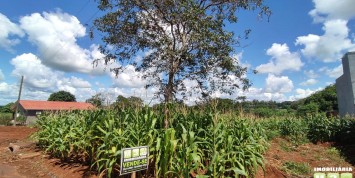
(33, 107, 355, 177)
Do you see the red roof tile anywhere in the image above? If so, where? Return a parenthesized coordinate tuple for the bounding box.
(19, 100, 95, 111)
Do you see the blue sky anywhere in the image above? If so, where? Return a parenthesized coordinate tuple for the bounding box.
(1, 0, 355, 105)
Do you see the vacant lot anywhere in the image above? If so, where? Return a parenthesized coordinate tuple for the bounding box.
(0, 126, 353, 178)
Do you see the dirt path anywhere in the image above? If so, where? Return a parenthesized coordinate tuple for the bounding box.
(0, 164, 26, 178)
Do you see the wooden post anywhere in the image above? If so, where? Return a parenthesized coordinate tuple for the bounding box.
(14, 76, 24, 126)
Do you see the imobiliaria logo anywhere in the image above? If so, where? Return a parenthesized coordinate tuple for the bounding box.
(313, 167, 353, 178)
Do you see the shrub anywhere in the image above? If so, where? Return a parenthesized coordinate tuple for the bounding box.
(0, 113, 12, 125)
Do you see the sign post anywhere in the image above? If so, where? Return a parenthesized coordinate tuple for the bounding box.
(120, 146, 149, 176)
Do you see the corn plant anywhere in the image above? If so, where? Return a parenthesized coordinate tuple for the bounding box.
(170, 124, 204, 177)
(307, 116, 355, 144)
(35, 107, 270, 178)
(279, 118, 308, 144)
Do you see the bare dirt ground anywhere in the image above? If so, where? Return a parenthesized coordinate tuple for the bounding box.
(0, 126, 354, 178)
(256, 138, 355, 178)
(0, 126, 97, 178)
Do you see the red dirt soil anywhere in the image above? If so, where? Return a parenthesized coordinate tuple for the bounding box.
(256, 138, 355, 178)
(0, 126, 37, 147)
(0, 126, 97, 178)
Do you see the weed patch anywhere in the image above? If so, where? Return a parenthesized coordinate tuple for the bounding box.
(281, 161, 311, 176)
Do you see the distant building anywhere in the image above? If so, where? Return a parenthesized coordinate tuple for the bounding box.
(15, 100, 95, 125)
(335, 52, 355, 117)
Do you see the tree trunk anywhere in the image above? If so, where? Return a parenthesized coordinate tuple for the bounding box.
(163, 71, 174, 129)
(164, 71, 174, 103)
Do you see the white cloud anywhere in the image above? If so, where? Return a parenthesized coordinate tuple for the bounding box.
(22, 88, 51, 101)
(264, 74, 294, 93)
(0, 13, 24, 51)
(319, 64, 343, 78)
(289, 88, 320, 101)
(60, 76, 91, 88)
(296, 0, 355, 62)
(300, 79, 318, 86)
(0, 70, 4, 81)
(75, 88, 97, 102)
(326, 82, 335, 85)
(309, 0, 355, 23)
(256, 43, 303, 75)
(0, 82, 17, 96)
(111, 65, 146, 88)
(296, 19, 355, 62)
(10, 53, 93, 100)
(94, 86, 159, 106)
(70, 77, 91, 88)
(263, 92, 287, 101)
(19, 11, 110, 75)
(0, 82, 19, 104)
(56, 77, 92, 96)
(304, 70, 319, 78)
(209, 86, 287, 103)
(232, 52, 251, 69)
(173, 70, 295, 104)
(11, 53, 60, 89)
(209, 74, 294, 103)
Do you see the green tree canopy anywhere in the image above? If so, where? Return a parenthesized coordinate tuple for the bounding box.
(48, 90, 76, 102)
(291, 85, 338, 116)
(93, 0, 270, 103)
(86, 93, 105, 108)
(114, 95, 144, 109)
(0, 102, 14, 113)
(297, 102, 319, 117)
(304, 85, 338, 112)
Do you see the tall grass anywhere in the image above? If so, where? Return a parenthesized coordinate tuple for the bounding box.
(35, 107, 269, 177)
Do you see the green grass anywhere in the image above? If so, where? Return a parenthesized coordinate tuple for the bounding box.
(326, 147, 346, 163)
(327, 147, 341, 155)
(279, 140, 296, 152)
(281, 161, 311, 176)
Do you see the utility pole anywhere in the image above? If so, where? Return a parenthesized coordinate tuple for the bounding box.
(14, 76, 24, 126)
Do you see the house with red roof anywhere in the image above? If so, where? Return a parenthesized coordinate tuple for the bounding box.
(15, 100, 95, 125)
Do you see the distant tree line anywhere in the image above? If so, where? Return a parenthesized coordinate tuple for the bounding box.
(293, 85, 337, 117)
(112, 85, 338, 118)
(1, 85, 338, 118)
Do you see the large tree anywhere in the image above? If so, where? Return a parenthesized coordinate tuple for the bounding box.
(48, 90, 76, 102)
(0, 102, 14, 113)
(86, 93, 105, 107)
(93, 0, 270, 103)
(114, 95, 144, 109)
